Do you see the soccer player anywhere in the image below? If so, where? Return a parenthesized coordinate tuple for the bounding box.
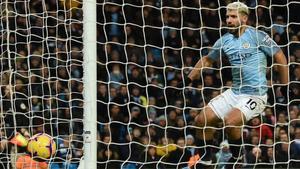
(183, 2, 288, 168)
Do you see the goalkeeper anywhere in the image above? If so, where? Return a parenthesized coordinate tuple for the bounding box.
(183, 2, 288, 168)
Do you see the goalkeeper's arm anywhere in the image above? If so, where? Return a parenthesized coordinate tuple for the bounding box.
(187, 55, 214, 82)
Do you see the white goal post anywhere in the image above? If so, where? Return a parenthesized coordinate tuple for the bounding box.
(82, 0, 97, 169)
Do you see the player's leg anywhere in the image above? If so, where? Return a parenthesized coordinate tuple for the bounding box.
(224, 108, 245, 161)
(195, 90, 235, 141)
(194, 106, 221, 140)
(224, 95, 267, 169)
(194, 106, 221, 164)
(194, 90, 236, 164)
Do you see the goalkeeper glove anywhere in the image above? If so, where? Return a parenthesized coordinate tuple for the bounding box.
(9, 132, 28, 147)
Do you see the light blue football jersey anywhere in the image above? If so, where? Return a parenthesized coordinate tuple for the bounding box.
(208, 27, 280, 95)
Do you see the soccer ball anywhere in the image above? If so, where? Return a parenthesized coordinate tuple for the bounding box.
(27, 133, 56, 159)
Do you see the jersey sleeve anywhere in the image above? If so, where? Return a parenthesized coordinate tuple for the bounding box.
(207, 38, 223, 61)
(257, 31, 280, 57)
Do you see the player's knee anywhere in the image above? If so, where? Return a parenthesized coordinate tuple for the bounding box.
(224, 117, 243, 139)
(224, 115, 244, 126)
(226, 128, 242, 139)
(194, 114, 205, 127)
(224, 117, 235, 126)
(224, 118, 243, 128)
(194, 111, 219, 127)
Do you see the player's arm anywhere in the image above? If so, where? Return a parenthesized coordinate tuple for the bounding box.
(258, 31, 288, 85)
(184, 38, 222, 84)
(188, 56, 214, 81)
(274, 49, 288, 84)
(259, 30, 289, 98)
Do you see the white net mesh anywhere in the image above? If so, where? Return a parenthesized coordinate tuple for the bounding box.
(1, 0, 300, 168)
(98, 0, 300, 169)
(0, 0, 83, 168)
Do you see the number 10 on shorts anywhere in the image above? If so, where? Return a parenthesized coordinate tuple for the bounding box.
(246, 98, 257, 110)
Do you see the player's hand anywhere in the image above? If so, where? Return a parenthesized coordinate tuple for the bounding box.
(176, 77, 192, 99)
(177, 77, 192, 88)
(279, 85, 290, 103)
(177, 77, 192, 98)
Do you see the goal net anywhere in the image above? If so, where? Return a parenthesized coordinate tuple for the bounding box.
(98, 0, 300, 169)
(1, 0, 299, 169)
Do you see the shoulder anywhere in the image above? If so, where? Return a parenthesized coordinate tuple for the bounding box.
(221, 33, 232, 40)
(246, 27, 273, 43)
(214, 33, 232, 45)
(245, 26, 268, 36)
(248, 27, 271, 38)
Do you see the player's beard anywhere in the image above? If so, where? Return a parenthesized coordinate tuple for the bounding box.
(227, 24, 240, 36)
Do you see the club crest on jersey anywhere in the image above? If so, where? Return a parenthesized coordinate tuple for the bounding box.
(242, 42, 250, 49)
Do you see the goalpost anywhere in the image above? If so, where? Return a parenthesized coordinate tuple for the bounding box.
(82, 0, 97, 169)
(1, 0, 299, 169)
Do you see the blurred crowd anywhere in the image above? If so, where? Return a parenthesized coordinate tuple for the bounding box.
(0, 0, 299, 168)
(98, 0, 300, 168)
